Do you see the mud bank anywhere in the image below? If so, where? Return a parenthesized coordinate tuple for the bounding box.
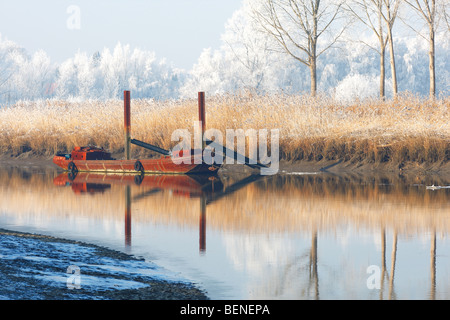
(0, 229, 208, 300)
(279, 159, 450, 177)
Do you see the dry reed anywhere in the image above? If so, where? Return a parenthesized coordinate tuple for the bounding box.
(0, 93, 448, 165)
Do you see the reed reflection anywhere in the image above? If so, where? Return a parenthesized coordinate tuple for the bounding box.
(0, 166, 448, 299)
(54, 172, 228, 252)
(3, 167, 448, 236)
(53, 171, 267, 253)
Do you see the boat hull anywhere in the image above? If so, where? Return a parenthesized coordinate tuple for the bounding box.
(53, 155, 220, 175)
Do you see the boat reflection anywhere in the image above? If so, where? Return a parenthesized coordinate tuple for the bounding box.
(53, 172, 263, 253)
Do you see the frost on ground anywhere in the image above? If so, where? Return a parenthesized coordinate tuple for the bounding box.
(0, 229, 208, 300)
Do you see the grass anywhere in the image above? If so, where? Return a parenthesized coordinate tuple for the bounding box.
(0, 92, 448, 166)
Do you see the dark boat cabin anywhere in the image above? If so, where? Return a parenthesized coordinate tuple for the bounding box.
(70, 146, 113, 161)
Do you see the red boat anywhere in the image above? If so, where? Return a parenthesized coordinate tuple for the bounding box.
(52, 145, 220, 175)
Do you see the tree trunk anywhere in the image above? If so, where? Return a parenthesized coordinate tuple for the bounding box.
(387, 28, 398, 96)
(388, 230, 397, 300)
(378, 1, 386, 99)
(430, 231, 436, 300)
(310, 56, 317, 97)
(310, 230, 319, 299)
(380, 45, 386, 98)
(429, 25, 436, 98)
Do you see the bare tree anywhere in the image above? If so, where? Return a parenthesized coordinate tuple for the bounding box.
(0, 47, 20, 105)
(222, 5, 274, 92)
(251, 0, 346, 97)
(346, 0, 389, 98)
(403, 0, 440, 97)
(445, 5, 450, 31)
(379, 0, 402, 96)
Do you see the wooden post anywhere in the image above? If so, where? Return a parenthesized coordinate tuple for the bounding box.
(198, 92, 206, 150)
(125, 185, 131, 247)
(124, 91, 131, 160)
(199, 196, 206, 254)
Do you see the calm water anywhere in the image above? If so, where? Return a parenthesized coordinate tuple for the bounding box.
(0, 163, 449, 300)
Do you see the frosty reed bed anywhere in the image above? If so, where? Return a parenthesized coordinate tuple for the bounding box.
(0, 93, 448, 164)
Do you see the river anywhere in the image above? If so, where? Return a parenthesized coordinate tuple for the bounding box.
(0, 162, 449, 300)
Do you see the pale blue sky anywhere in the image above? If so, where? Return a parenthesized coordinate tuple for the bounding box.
(0, 0, 243, 69)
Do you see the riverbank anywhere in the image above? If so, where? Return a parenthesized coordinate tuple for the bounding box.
(0, 228, 208, 300)
(1, 154, 449, 180)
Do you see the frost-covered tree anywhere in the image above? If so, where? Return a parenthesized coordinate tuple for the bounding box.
(181, 0, 448, 101)
(0, 35, 56, 105)
(251, 0, 347, 96)
(181, 48, 225, 97)
(96, 43, 183, 100)
(402, 0, 448, 97)
(2, 4, 449, 106)
(379, 0, 402, 96)
(9, 49, 55, 101)
(0, 35, 26, 104)
(54, 43, 184, 100)
(0, 39, 185, 105)
(55, 51, 98, 99)
(221, 1, 276, 92)
(345, 0, 389, 98)
(180, 1, 311, 98)
(181, 3, 274, 98)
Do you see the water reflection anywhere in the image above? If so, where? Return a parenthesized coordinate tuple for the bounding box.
(0, 165, 449, 299)
(53, 172, 233, 251)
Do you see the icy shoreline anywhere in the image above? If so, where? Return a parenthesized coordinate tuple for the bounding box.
(0, 229, 208, 300)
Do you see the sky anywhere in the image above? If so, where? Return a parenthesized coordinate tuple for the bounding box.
(0, 0, 243, 70)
